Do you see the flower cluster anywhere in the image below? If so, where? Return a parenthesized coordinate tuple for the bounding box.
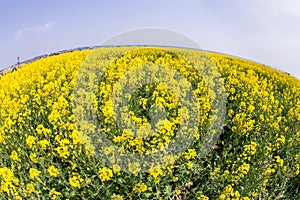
(0, 46, 299, 199)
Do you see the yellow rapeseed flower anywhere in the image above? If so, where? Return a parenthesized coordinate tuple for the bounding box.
(39, 139, 50, 150)
(26, 136, 36, 149)
(29, 153, 37, 163)
(29, 168, 41, 181)
(99, 167, 113, 181)
(49, 188, 62, 199)
(47, 165, 60, 177)
(111, 194, 124, 200)
(133, 182, 147, 193)
(10, 150, 20, 162)
(69, 175, 83, 189)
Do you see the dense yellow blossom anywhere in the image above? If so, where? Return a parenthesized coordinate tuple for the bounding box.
(133, 182, 148, 193)
(0, 46, 299, 199)
(49, 188, 62, 199)
(47, 165, 60, 177)
(69, 174, 83, 189)
(29, 153, 38, 163)
(10, 151, 20, 162)
(26, 136, 36, 149)
(98, 167, 113, 181)
(29, 168, 41, 182)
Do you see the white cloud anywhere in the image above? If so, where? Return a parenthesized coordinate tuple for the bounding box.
(14, 21, 56, 39)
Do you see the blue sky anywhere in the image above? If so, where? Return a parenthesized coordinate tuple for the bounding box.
(0, 0, 299, 79)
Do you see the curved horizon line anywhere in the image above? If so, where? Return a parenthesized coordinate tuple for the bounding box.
(0, 45, 291, 78)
